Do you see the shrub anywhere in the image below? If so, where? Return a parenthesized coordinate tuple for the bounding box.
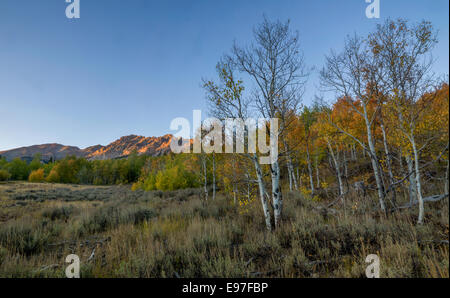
(78, 205, 155, 235)
(0, 222, 49, 256)
(0, 246, 7, 265)
(0, 169, 11, 181)
(46, 168, 61, 183)
(7, 158, 29, 180)
(42, 206, 74, 221)
(28, 169, 45, 182)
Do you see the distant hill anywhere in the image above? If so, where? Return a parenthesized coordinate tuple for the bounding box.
(0, 134, 174, 162)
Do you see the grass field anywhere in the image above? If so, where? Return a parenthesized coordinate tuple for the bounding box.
(0, 181, 448, 278)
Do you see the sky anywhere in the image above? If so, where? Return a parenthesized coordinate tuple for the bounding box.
(0, 0, 448, 151)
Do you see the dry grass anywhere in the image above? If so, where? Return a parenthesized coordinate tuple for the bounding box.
(0, 182, 448, 278)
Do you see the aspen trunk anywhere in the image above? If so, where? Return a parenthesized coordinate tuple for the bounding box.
(363, 106, 386, 211)
(327, 138, 344, 196)
(398, 110, 416, 207)
(351, 144, 357, 161)
(298, 168, 302, 189)
(411, 137, 424, 224)
(406, 155, 417, 206)
(202, 155, 208, 201)
(271, 161, 283, 228)
(343, 149, 349, 192)
(381, 122, 396, 206)
(288, 164, 293, 191)
(306, 143, 315, 195)
(283, 138, 298, 191)
(289, 161, 297, 190)
(253, 155, 272, 231)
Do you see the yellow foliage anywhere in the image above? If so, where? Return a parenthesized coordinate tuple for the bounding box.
(28, 169, 45, 183)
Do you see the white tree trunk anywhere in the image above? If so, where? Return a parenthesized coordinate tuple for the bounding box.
(306, 143, 315, 195)
(271, 161, 283, 228)
(343, 149, 348, 192)
(406, 154, 417, 206)
(411, 137, 424, 225)
(283, 138, 297, 191)
(381, 122, 396, 206)
(298, 167, 302, 189)
(327, 139, 344, 196)
(253, 155, 272, 231)
(363, 106, 386, 211)
(288, 164, 293, 191)
(202, 155, 208, 201)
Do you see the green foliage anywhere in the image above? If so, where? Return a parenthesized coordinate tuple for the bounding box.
(7, 158, 29, 180)
(78, 204, 155, 235)
(41, 206, 74, 221)
(0, 221, 50, 256)
(0, 157, 7, 169)
(0, 169, 11, 181)
(1, 152, 203, 191)
(133, 155, 201, 191)
(28, 154, 42, 172)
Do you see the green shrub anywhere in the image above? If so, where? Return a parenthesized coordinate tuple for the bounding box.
(0, 246, 7, 265)
(79, 205, 155, 235)
(0, 222, 49, 256)
(42, 206, 74, 221)
(7, 158, 29, 180)
(0, 169, 11, 181)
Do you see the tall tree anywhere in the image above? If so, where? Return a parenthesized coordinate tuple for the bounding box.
(320, 34, 387, 212)
(369, 19, 438, 224)
(229, 17, 309, 228)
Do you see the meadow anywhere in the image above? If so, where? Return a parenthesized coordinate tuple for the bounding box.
(0, 181, 447, 278)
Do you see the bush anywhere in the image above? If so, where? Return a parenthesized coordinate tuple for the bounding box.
(28, 169, 45, 182)
(0, 169, 11, 181)
(0, 222, 49, 256)
(78, 205, 155, 235)
(7, 158, 29, 180)
(42, 206, 74, 221)
(46, 167, 61, 183)
(0, 246, 7, 265)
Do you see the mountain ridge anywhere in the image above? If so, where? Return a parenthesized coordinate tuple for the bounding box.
(0, 134, 174, 162)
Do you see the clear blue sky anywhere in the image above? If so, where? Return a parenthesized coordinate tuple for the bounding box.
(0, 0, 448, 150)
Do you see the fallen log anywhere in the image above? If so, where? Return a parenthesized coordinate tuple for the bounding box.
(394, 194, 449, 211)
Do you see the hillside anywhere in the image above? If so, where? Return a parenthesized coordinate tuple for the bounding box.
(0, 134, 174, 162)
(0, 144, 84, 162)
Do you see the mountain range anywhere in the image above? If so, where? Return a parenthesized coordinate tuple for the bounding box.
(0, 134, 174, 162)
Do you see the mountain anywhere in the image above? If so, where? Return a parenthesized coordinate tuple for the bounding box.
(0, 134, 174, 162)
(0, 144, 85, 162)
(84, 134, 173, 160)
